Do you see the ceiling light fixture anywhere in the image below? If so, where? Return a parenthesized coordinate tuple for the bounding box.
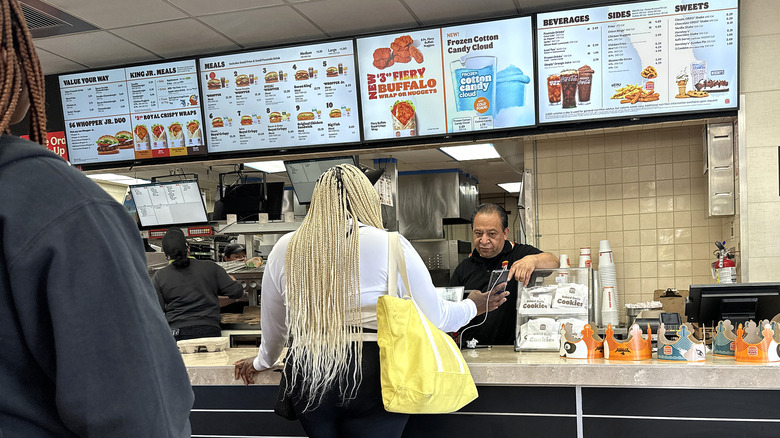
(439, 143, 499, 161)
(244, 160, 287, 173)
(498, 182, 523, 193)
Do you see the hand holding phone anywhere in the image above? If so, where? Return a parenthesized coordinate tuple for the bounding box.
(488, 269, 509, 294)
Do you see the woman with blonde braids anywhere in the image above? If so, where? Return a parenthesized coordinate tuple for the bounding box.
(235, 164, 507, 437)
(0, 0, 194, 435)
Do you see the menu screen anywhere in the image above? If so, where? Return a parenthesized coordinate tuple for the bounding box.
(537, 0, 738, 124)
(59, 60, 206, 165)
(199, 40, 359, 153)
(357, 17, 535, 141)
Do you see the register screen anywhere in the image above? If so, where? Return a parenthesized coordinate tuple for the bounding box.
(130, 180, 208, 228)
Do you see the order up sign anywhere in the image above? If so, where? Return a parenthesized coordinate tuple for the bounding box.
(21, 131, 68, 161)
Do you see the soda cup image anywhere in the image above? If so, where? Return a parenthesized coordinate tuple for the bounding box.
(450, 55, 497, 116)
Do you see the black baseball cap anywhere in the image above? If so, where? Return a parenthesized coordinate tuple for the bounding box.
(224, 243, 246, 258)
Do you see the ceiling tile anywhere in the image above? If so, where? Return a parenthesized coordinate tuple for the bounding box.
(199, 5, 325, 48)
(403, 0, 517, 26)
(166, 0, 285, 16)
(293, 0, 417, 36)
(34, 46, 88, 75)
(41, 0, 187, 29)
(111, 19, 239, 58)
(35, 31, 158, 69)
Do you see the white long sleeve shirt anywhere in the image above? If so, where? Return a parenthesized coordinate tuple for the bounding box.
(253, 225, 477, 371)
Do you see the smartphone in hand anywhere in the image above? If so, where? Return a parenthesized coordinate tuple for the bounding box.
(488, 269, 509, 294)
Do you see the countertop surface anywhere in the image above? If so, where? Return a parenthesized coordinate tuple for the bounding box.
(183, 346, 780, 389)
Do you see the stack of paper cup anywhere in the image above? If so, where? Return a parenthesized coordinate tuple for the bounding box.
(557, 254, 570, 283)
(601, 286, 620, 326)
(598, 240, 619, 325)
(578, 247, 592, 268)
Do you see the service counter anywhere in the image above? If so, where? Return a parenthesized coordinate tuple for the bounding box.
(184, 347, 780, 437)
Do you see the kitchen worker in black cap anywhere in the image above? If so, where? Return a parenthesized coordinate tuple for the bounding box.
(154, 228, 245, 340)
(223, 243, 247, 262)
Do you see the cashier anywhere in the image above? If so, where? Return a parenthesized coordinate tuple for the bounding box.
(154, 228, 244, 340)
(450, 203, 559, 345)
(223, 243, 247, 262)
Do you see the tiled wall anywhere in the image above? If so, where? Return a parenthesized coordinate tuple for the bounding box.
(739, 0, 780, 281)
(528, 126, 740, 310)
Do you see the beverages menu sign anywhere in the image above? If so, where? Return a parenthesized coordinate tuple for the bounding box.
(357, 17, 535, 141)
(537, 0, 738, 124)
(199, 40, 360, 153)
(59, 60, 206, 165)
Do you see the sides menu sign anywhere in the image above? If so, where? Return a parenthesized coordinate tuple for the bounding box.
(199, 40, 359, 153)
(357, 17, 535, 141)
(537, 0, 738, 124)
(59, 60, 206, 165)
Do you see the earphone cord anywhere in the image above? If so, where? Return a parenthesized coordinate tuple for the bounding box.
(458, 272, 506, 349)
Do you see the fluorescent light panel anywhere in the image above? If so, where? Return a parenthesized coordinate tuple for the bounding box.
(87, 173, 150, 185)
(439, 143, 498, 161)
(244, 160, 286, 173)
(498, 182, 523, 193)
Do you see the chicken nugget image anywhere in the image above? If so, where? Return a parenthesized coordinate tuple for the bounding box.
(391, 35, 414, 52)
(394, 48, 411, 63)
(409, 45, 424, 63)
(373, 47, 392, 61)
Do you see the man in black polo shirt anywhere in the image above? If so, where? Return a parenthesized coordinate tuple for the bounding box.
(451, 203, 559, 346)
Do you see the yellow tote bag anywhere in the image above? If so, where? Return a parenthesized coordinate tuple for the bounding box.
(376, 232, 478, 414)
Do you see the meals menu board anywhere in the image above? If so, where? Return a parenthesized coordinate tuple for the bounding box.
(199, 40, 360, 153)
(357, 17, 535, 141)
(537, 0, 738, 124)
(59, 60, 206, 165)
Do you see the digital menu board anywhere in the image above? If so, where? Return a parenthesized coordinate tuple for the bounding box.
(59, 60, 206, 165)
(357, 17, 535, 141)
(199, 40, 359, 153)
(537, 0, 738, 124)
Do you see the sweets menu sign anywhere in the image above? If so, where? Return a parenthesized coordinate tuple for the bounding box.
(199, 40, 360, 154)
(357, 17, 535, 141)
(59, 60, 206, 165)
(537, 0, 738, 124)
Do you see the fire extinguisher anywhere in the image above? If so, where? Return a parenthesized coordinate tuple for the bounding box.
(711, 241, 736, 284)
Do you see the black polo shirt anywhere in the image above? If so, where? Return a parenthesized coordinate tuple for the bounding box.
(449, 240, 542, 345)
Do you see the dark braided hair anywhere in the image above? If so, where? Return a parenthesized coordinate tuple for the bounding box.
(1, 0, 46, 144)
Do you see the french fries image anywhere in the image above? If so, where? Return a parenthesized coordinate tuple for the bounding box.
(611, 84, 642, 99)
(612, 84, 658, 104)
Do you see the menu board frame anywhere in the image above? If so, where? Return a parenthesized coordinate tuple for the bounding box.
(534, 0, 740, 126)
(197, 38, 363, 157)
(355, 15, 538, 143)
(58, 56, 210, 170)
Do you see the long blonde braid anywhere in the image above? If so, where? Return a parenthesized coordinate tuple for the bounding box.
(0, 0, 46, 144)
(284, 164, 383, 410)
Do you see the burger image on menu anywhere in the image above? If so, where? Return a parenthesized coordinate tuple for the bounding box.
(207, 78, 221, 90)
(235, 74, 250, 87)
(115, 130, 133, 149)
(295, 70, 309, 81)
(269, 112, 282, 123)
(96, 135, 119, 155)
(329, 108, 342, 118)
(212, 117, 224, 128)
(326, 66, 339, 78)
(265, 71, 279, 83)
(297, 111, 315, 121)
(240, 115, 253, 126)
